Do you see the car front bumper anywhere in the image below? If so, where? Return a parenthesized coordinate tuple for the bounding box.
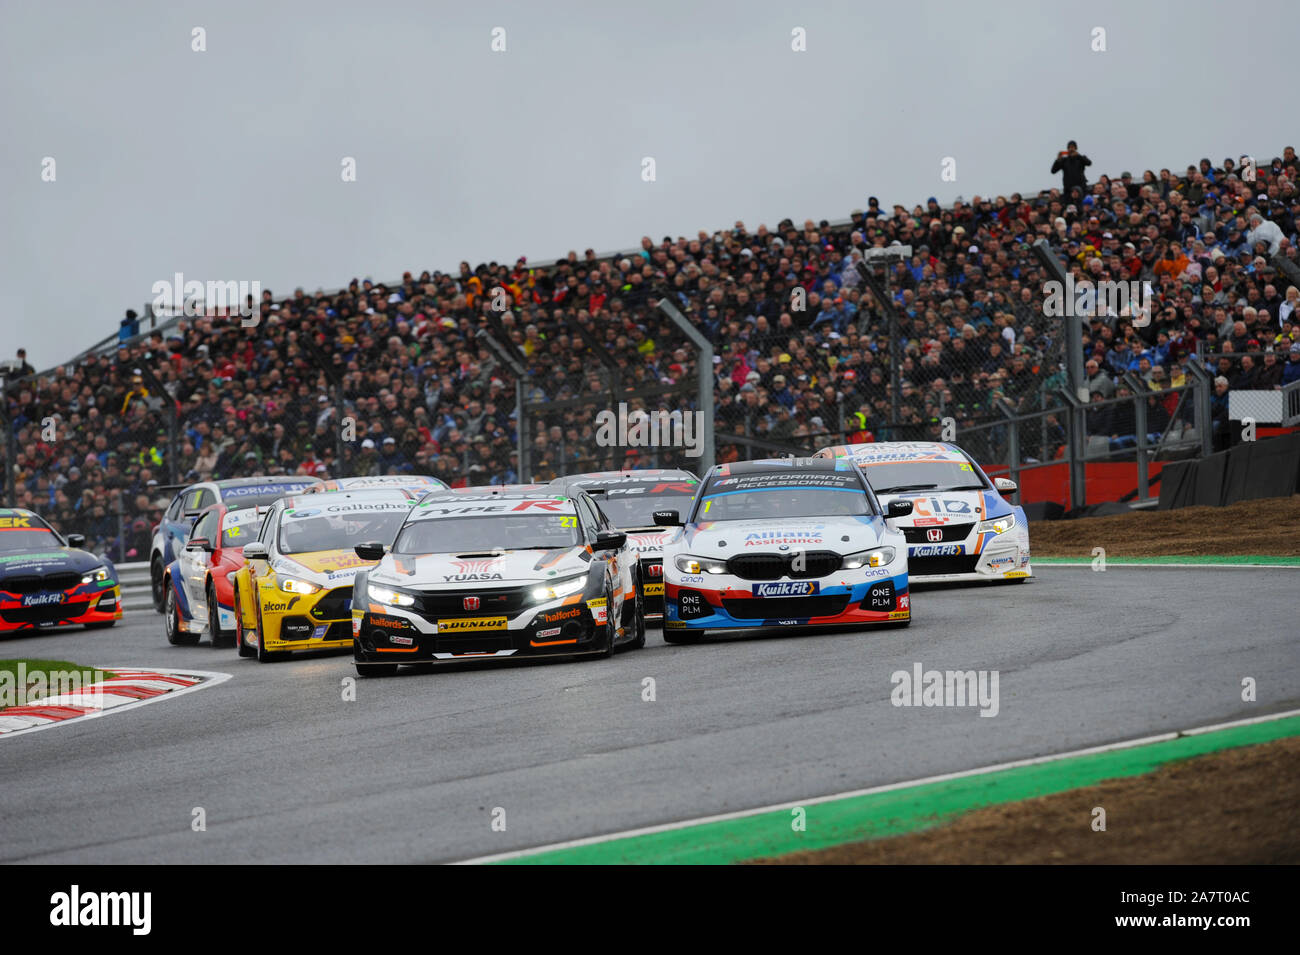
(0, 583, 122, 631)
(352, 590, 615, 664)
(662, 571, 909, 632)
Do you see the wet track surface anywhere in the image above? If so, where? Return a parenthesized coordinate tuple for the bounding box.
(1, 566, 1296, 863)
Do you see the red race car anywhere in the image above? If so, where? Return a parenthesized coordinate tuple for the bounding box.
(161, 502, 269, 647)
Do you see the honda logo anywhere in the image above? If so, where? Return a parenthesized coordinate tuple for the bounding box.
(463, 596, 480, 611)
(926, 528, 943, 542)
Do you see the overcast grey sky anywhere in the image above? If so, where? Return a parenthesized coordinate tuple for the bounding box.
(2, 0, 1295, 369)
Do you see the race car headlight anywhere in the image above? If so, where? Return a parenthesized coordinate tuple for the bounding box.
(367, 583, 415, 607)
(531, 573, 589, 602)
(276, 575, 320, 595)
(674, 555, 728, 575)
(842, 547, 896, 569)
(976, 515, 1016, 536)
(81, 566, 111, 584)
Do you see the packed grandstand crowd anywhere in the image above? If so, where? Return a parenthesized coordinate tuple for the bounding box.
(4, 145, 1300, 561)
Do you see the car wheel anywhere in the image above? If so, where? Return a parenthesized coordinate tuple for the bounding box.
(254, 592, 286, 663)
(164, 583, 198, 646)
(663, 628, 703, 645)
(234, 588, 255, 658)
(596, 579, 617, 658)
(208, 582, 234, 648)
(628, 574, 646, 649)
(355, 662, 398, 677)
(150, 555, 165, 612)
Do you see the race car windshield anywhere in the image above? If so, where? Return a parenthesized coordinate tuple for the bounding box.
(595, 494, 697, 528)
(278, 510, 408, 554)
(395, 516, 580, 554)
(855, 460, 988, 493)
(221, 519, 265, 548)
(696, 473, 872, 521)
(0, 528, 63, 550)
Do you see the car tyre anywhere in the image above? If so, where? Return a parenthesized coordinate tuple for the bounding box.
(150, 555, 166, 612)
(662, 628, 703, 645)
(254, 593, 286, 663)
(234, 587, 255, 658)
(164, 582, 198, 646)
(596, 579, 617, 658)
(355, 662, 398, 677)
(208, 582, 235, 648)
(627, 574, 646, 650)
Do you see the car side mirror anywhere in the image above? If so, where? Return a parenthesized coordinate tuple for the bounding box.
(66, 534, 86, 549)
(994, 477, 1018, 495)
(355, 541, 387, 561)
(242, 542, 269, 561)
(594, 530, 627, 551)
(652, 509, 683, 526)
(886, 500, 913, 519)
(186, 537, 213, 552)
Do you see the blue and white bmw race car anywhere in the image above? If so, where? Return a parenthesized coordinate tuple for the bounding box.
(658, 458, 914, 643)
(815, 442, 1031, 583)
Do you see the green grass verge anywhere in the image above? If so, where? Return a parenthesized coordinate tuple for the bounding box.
(0, 659, 116, 707)
(495, 714, 1300, 864)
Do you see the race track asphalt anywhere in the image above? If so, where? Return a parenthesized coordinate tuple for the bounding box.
(1, 565, 1296, 864)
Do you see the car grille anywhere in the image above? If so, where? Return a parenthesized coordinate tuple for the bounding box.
(902, 523, 973, 544)
(310, 588, 352, 620)
(909, 554, 981, 576)
(726, 551, 842, 581)
(0, 572, 81, 594)
(721, 594, 850, 619)
(0, 600, 90, 624)
(436, 634, 514, 654)
(415, 586, 532, 617)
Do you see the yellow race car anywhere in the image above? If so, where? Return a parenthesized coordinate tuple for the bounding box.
(231, 489, 414, 661)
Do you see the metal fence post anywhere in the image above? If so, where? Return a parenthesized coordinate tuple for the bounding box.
(998, 398, 1020, 488)
(1122, 373, 1149, 500)
(117, 488, 125, 562)
(1055, 388, 1086, 510)
(656, 299, 714, 471)
(1185, 362, 1214, 457)
(0, 375, 13, 507)
(474, 329, 528, 482)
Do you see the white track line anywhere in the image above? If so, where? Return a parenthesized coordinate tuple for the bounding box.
(0, 667, 230, 740)
(456, 706, 1300, 864)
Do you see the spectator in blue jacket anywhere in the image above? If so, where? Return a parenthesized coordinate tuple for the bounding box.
(1283, 342, 1300, 386)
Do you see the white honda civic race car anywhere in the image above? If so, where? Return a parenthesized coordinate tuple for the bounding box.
(657, 457, 914, 643)
(814, 441, 1031, 583)
(349, 488, 645, 676)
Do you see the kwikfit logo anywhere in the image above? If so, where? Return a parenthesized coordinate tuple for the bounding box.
(753, 581, 817, 597)
(22, 592, 65, 607)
